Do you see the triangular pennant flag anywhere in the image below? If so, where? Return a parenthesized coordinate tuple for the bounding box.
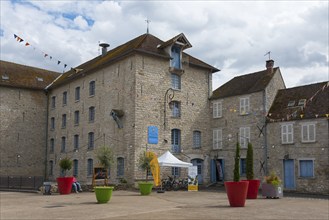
(64, 64, 67, 68)
(50, 56, 52, 60)
(44, 54, 48, 57)
(25, 42, 30, 46)
(57, 60, 61, 65)
(14, 34, 18, 39)
(16, 37, 21, 41)
(19, 38, 24, 42)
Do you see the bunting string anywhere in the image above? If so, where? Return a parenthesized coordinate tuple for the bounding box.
(13, 34, 74, 73)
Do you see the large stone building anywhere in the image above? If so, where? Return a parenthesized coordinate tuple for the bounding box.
(0, 60, 60, 176)
(209, 60, 286, 183)
(266, 82, 329, 193)
(45, 33, 218, 185)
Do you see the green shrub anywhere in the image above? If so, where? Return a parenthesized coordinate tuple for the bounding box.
(233, 142, 240, 182)
(246, 142, 254, 180)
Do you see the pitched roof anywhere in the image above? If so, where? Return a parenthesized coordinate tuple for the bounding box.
(48, 33, 219, 89)
(210, 67, 280, 99)
(267, 81, 329, 121)
(0, 60, 60, 90)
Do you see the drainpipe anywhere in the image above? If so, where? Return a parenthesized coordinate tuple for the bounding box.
(44, 89, 49, 180)
(262, 90, 268, 176)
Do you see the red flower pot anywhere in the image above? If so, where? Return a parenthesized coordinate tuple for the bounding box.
(242, 179, 261, 199)
(224, 181, 249, 207)
(56, 177, 74, 195)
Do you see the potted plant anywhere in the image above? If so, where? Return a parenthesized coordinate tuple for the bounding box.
(56, 157, 74, 195)
(262, 171, 283, 198)
(94, 146, 114, 203)
(224, 142, 249, 207)
(243, 142, 261, 199)
(137, 151, 154, 195)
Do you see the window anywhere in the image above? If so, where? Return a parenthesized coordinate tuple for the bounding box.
(89, 81, 95, 96)
(88, 132, 94, 150)
(63, 91, 67, 106)
(213, 129, 222, 149)
(49, 161, 54, 176)
(62, 114, 67, 128)
(73, 159, 78, 177)
(281, 124, 293, 144)
(74, 134, 79, 150)
(299, 160, 314, 178)
(213, 101, 222, 118)
(171, 74, 181, 90)
(240, 97, 250, 115)
(193, 131, 201, 148)
(117, 157, 124, 176)
(298, 99, 306, 106)
(172, 167, 180, 177)
(61, 136, 66, 153)
(301, 123, 316, 142)
(171, 101, 180, 117)
(50, 138, 54, 153)
(74, 111, 79, 125)
(89, 106, 95, 122)
(171, 129, 181, 153)
(50, 117, 55, 130)
(87, 159, 93, 176)
(171, 45, 181, 69)
(75, 86, 80, 101)
(51, 96, 56, 109)
(239, 127, 250, 148)
(240, 158, 246, 176)
(287, 100, 295, 107)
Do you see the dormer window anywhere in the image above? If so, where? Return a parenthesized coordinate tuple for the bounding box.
(287, 101, 295, 107)
(298, 99, 306, 106)
(2, 74, 9, 80)
(170, 45, 181, 69)
(36, 77, 44, 82)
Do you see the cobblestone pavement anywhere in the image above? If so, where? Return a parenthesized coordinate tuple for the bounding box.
(0, 190, 328, 220)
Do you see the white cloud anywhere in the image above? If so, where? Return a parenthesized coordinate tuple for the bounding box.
(0, 0, 328, 89)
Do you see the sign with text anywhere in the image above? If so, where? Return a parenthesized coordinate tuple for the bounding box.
(148, 126, 158, 144)
(188, 166, 198, 191)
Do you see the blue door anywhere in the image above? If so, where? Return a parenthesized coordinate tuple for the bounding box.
(283, 159, 295, 189)
(191, 159, 203, 184)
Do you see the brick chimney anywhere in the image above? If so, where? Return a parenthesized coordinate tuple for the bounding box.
(266, 59, 274, 73)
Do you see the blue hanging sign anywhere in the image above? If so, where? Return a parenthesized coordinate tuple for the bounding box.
(148, 126, 158, 144)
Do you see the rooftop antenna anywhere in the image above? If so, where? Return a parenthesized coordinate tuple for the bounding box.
(145, 19, 151, 34)
(264, 51, 271, 60)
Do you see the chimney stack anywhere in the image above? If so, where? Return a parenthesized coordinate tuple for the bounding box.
(266, 59, 274, 72)
(99, 43, 110, 57)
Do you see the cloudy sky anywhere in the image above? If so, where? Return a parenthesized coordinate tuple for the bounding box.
(1, 0, 328, 89)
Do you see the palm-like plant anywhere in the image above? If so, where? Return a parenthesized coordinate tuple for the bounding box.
(95, 146, 113, 185)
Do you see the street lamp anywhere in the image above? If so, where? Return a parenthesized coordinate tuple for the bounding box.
(163, 88, 175, 130)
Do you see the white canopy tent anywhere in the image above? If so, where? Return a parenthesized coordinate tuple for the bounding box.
(157, 151, 192, 167)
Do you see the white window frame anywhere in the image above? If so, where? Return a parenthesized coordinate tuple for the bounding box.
(239, 127, 250, 148)
(213, 128, 222, 149)
(298, 158, 315, 178)
(301, 123, 316, 143)
(213, 101, 222, 118)
(239, 97, 250, 115)
(281, 123, 294, 144)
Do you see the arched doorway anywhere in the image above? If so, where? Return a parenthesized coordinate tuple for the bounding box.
(191, 158, 203, 184)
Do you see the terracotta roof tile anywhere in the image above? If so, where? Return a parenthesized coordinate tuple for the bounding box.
(211, 67, 279, 99)
(268, 81, 329, 121)
(0, 60, 60, 90)
(49, 33, 219, 89)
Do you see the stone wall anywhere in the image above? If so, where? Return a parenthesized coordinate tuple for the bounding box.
(0, 87, 47, 176)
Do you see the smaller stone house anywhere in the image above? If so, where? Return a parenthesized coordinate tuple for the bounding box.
(0, 60, 60, 177)
(266, 81, 329, 193)
(209, 60, 286, 183)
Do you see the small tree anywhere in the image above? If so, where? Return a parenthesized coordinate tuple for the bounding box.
(59, 157, 72, 177)
(246, 142, 254, 180)
(138, 151, 154, 182)
(233, 142, 241, 182)
(95, 146, 113, 186)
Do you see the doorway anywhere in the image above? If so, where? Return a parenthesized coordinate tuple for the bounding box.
(191, 159, 203, 184)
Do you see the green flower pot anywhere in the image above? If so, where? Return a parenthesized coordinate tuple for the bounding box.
(94, 186, 114, 203)
(138, 182, 153, 195)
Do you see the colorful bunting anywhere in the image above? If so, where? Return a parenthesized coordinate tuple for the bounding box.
(13, 33, 72, 72)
